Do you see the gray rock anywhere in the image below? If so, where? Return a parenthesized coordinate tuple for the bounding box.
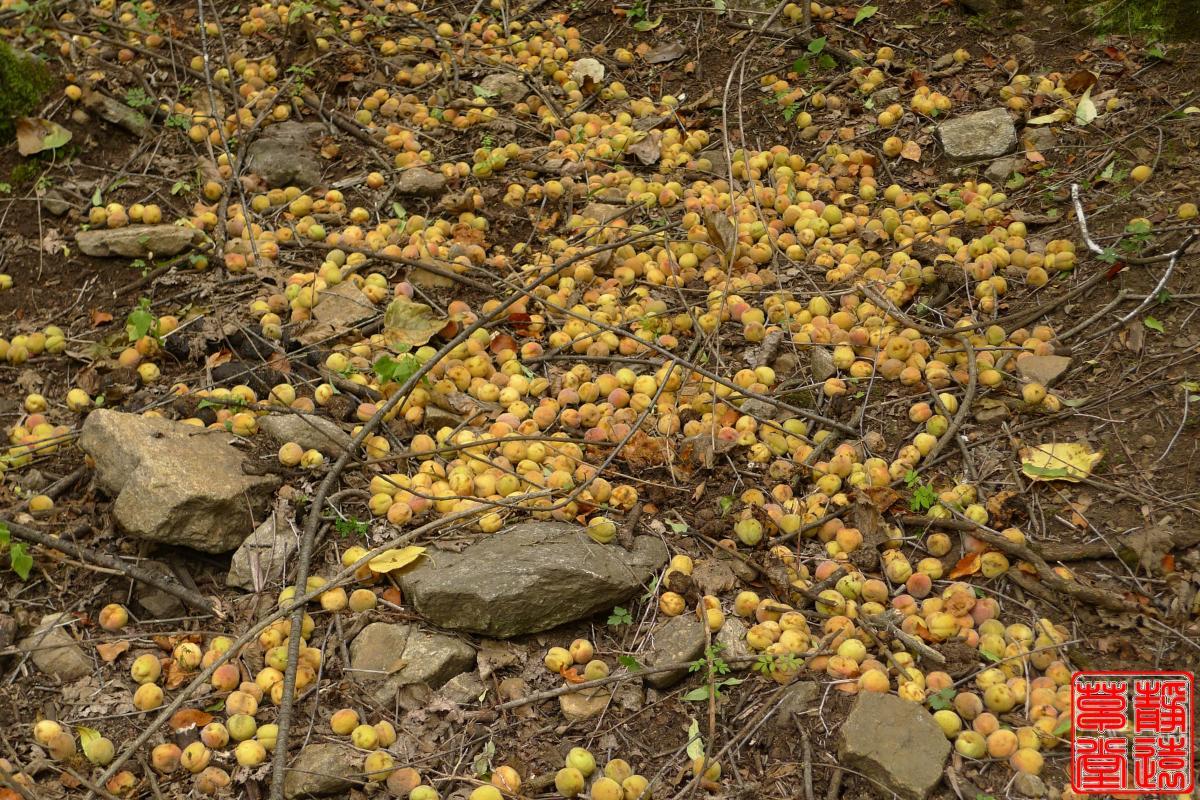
(809, 346, 836, 382)
(137, 560, 186, 618)
(18, 613, 92, 682)
(715, 617, 752, 662)
(40, 191, 72, 216)
(283, 743, 361, 799)
(873, 87, 901, 105)
(246, 122, 324, 188)
(348, 623, 475, 706)
(82, 91, 150, 137)
(838, 692, 950, 800)
(395, 167, 446, 197)
(1022, 126, 1057, 154)
(227, 511, 297, 591)
(297, 281, 376, 345)
(259, 413, 350, 454)
(478, 72, 528, 104)
(643, 615, 706, 689)
(559, 687, 612, 720)
(437, 671, 486, 705)
(779, 680, 820, 718)
(938, 108, 1017, 162)
(396, 522, 668, 637)
(1011, 34, 1036, 54)
(1015, 354, 1071, 386)
(1013, 773, 1047, 797)
(78, 410, 279, 553)
(76, 225, 199, 258)
(985, 156, 1022, 183)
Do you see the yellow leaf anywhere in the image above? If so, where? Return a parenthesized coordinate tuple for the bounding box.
(368, 546, 428, 574)
(1019, 443, 1102, 482)
(77, 726, 101, 749)
(899, 140, 921, 162)
(96, 641, 129, 663)
(382, 296, 448, 350)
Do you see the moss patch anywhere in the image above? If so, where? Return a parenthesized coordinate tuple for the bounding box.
(0, 42, 52, 143)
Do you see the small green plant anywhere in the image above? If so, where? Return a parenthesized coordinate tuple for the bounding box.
(0, 42, 52, 143)
(123, 87, 154, 110)
(125, 297, 157, 342)
(689, 643, 729, 675)
(372, 353, 421, 386)
(607, 606, 633, 626)
(334, 516, 369, 538)
(617, 654, 643, 671)
(683, 646, 743, 702)
(753, 652, 800, 675)
(0, 523, 34, 580)
(904, 470, 937, 513)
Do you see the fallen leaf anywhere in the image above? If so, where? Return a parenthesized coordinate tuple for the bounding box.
(560, 666, 587, 684)
(96, 641, 129, 663)
(1064, 70, 1098, 94)
(643, 41, 686, 64)
(948, 552, 982, 579)
(368, 546, 428, 574)
(91, 310, 114, 326)
(382, 296, 450, 350)
(621, 430, 672, 471)
(76, 726, 101, 749)
(1075, 86, 1097, 126)
(16, 117, 72, 156)
(1019, 442, 1103, 482)
(169, 708, 213, 730)
(571, 58, 605, 91)
(382, 586, 403, 605)
(863, 486, 901, 512)
(900, 140, 922, 161)
(1025, 150, 1046, 164)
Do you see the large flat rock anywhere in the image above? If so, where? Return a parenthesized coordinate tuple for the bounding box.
(347, 622, 475, 707)
(283, 743, 361, 798)
(938, 108, 1017, 162)
(79, 410, 278, 552)
(397, 521, 668, 637)
(18, 613, 92, 682)
(75, 225, 199, 258)
(838, 692, 950, 800)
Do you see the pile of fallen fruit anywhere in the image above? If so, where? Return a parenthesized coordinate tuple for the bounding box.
(1, 0, 1198, 798)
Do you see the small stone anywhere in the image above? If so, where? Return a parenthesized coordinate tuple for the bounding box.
(437, 672, 486, 705)
(559, 687, 612, 721)
(1015, 355, 1071, 386)
(283, 743, 361, 799)
(348, 623, 475, 706)
(245, 121, 324, 188)
(18, 613, 93, 682)
(985, 156, 1022, 183)
(938, 108, 1018, 162)
(1022, 126, 1057, 154)
(691, 559, 738, 596)
(82, 91, 150, 137)
(136, 560, 186, 618)
(873, 87, 901, 105)
(259, 414, 350, 454)
(40, 191, 71, 216)
(575, 203, 625, 229)
(478, 72, 527, 104)
(779, 680, 820, 718)
(715, 617, 752, 662)
(227, 511, 297, 591)
(809, 347, 836, 382)
(643, 615, 706, 690)
(76, 225, 199, 258)
(395, 167, 447, 197)
(838, 692, 950, 800)
(79, 410, 278, 552)
(1013, 773, 1047, 797)
(1011, 34, 1036, 54)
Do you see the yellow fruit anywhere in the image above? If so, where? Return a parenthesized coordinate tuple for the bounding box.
(1130, 164, 1152, 183)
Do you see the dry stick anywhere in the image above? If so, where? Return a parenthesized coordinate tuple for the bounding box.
(266, 228, 665, 799)
(896, 514, 1140, 613)
(0, 517, 216, 615)
(92, 503, 500, 794)
(798, 726, 815, 800)
(896, 514, 1115, 561)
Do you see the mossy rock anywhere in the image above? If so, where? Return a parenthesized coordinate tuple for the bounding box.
(0, 42, 52, 143)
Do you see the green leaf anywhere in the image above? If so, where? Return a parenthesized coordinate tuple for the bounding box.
(807, 36, 826, 54)
(618, 654, 643, 672)
(666, 520, 688, 534)
(817, 53, 837, 70)
(92, 186, 103, 207)
(1097, 247, 1119, 264)
(607, 606, 634, 626)
(853, 5, 878, 24)
(1144, 316, 1165, 333)
(632, 14, 661, 30)
(718, 496, 733, 516)
(711, 0, 725, 13)
(471, 84, 497, 99)
(372, 353, 421, 385)
(1053, 716, 1071, 737)
(927, 687, 955, 711)
(682, 686, 712, 702)
(126, 303, 155, 343)
(686, 719, 704, 760)
(792, 57, 810, 75)
(1146, 44, 1166, 59)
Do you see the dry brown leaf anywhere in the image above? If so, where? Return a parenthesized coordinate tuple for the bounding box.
(622, 430, 672, 471)
(91, 310, 114, 326)
(900, 140, 922, 162)
(169, 708, 213, 730)
(16, 117, 72, 156)
(96, 641, 129, 663)
(948, 552, 982, 579)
